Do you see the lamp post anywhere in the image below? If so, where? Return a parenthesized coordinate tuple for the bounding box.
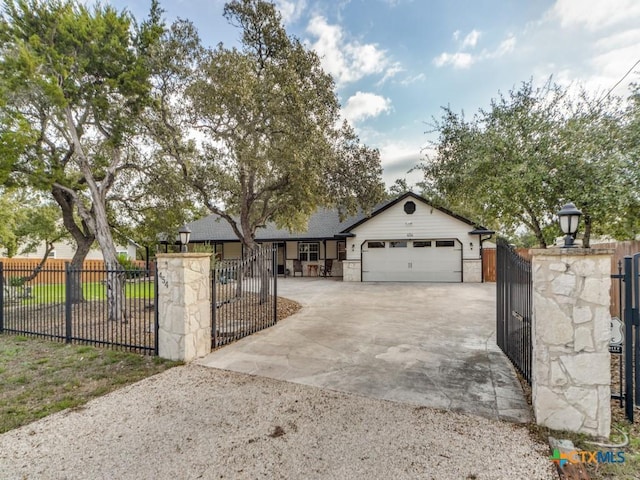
(557, 202, 582, 248)
(178, 225, 191, 253)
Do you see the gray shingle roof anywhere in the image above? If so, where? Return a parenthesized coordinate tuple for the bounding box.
(187, 208, 368, 243)
(185, 192, 488, 243)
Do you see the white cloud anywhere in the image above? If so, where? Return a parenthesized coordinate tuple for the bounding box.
(433, 33, 515, 69)
(494, 35, 516, 56)
(549, 0, 640, 31)
(536, 0, 640, 95)
(306, 15, 399, 86)
(342, 92, 392, 124)
(378, 141, 424, 187)
(461, 29, 481, 49)
(433, 52, 475, 69)
(274, 0, 307, 24)
(400, 73, 426, 85)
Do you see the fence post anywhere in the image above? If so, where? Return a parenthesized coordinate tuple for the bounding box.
(156, 253, 211, 361)
(154, 263, 160, 356)
(273, 246, 277, 324)
(0, 262, 4, 333)
(531, 248, 613, 438)
(65, 262, 72, 344)
(624, 256, 634, 421)
(212, 262, 217, 348)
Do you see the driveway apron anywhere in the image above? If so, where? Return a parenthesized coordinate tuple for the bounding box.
(198, 278, 530, 422)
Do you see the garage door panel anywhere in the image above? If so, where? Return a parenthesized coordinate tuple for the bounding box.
(362, 239, 461, 282)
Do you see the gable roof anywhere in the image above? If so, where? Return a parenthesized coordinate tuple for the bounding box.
(185, 192, 489, 243)
(186, 208, 367, 243)
(339, 191, 481, 233)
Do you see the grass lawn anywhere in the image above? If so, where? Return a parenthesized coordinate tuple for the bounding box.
(0, 334, 180, 434)
(16, 281, 155, 306)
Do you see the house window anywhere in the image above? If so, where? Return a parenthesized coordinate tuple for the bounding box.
(47, 249, 56, 258)
(436, 240, 455, 247)
(367, 241, 385, 249)
(390, 241, 407, 248)
(337, 241, 346, 261)
(413, 241, 432, 248)
(299, 242, 319, 261)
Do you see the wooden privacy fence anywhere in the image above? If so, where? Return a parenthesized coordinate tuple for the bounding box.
(0, 258, 147, 285)
(483, 248, 530, 283)
(592, 240, 640, 317)
(485, 240, 640, 316)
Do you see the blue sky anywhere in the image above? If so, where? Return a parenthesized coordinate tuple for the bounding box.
(106, 0, 640, 186)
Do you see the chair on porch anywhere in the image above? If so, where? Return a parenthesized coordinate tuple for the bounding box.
(293, 259, 303, 277)
(320, 259, 333, 277)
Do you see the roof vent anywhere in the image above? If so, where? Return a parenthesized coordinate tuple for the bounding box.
(404, 201, 416, 214)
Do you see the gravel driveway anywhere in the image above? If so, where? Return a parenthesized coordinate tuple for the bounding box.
(0, 365, 555, 480)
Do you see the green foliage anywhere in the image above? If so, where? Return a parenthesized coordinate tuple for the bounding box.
(419, 78, 636, 247)
(7, 276, 25, 287)
(0, 0, 166, 275)
(151, 0, 385, 250)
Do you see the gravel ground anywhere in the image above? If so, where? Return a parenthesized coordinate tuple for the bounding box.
(0, 365, 555, 480)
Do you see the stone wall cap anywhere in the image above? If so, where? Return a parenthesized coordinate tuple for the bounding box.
(156, 253, 213, 259)
(530, 248, 614, 256)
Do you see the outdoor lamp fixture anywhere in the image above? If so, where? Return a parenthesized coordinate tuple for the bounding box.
(558, 202, 582, 248)
(178, 225, 191, 253)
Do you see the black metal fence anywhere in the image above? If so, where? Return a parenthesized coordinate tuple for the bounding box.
(611, 255, 640, 423)
(0, 262, 157, 355)
(496, 238, 532, 384)
(212, 246, 277, 348)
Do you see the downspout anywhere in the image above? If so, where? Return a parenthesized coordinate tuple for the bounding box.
(479, 233, 494, 283)
(360, 240, 367, 282)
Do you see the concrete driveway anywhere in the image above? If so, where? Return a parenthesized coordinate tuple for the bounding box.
(198, 278, 530, 423)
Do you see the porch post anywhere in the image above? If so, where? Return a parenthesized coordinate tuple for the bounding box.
(156, 253, 211, 362)
(531, 248, 613, 438)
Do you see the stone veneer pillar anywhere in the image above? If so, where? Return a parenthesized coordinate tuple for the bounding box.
(531, 248, 613, 438)
(156, 253, 211, 362)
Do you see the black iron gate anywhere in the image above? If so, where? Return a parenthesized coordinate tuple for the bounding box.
(496, 238, 532, 384)
(611, 255, 640, 422)
(211, 246, 277, 348)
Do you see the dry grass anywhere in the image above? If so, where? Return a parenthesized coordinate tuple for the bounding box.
(0, 335, 181, 434)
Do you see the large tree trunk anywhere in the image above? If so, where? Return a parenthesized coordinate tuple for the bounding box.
(93, 206, 128, 323)
(68, 234, 94, 304)
(64, 109, 128, 323)
(52, 186, 96, 304)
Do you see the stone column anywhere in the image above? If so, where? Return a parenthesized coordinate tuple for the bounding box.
(531, 248, 613, 438)
(156, 253, 211, 362)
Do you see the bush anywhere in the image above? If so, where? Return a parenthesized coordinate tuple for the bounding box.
(7, 276, 25, 287)
(117, 255, 145, 279)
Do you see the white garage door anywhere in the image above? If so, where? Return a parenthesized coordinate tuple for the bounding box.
(362, 239, 461, 282)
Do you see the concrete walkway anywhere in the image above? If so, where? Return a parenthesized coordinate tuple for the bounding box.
(199, 278, 531, 423)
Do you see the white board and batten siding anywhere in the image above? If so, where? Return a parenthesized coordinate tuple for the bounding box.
(344, 198, 480, 283)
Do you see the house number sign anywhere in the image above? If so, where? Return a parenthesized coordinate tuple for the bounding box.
(610, 317, 623, 355)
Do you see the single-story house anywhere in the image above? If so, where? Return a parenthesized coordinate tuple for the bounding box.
(184, 192, 494, 282)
